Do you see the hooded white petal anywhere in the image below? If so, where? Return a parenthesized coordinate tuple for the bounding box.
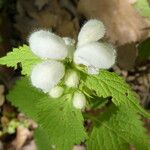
(73, 92, 86, 109)
(31, 61, 65, 93)
(65, 70, 80, 88)
(63, 37, 75, 59)
(74, 42, 116, 72)
(28, 30, 68, 60)
(49, 86, 64, 98)
(77, 19, 105, 47)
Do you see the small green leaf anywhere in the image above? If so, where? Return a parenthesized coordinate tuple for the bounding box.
(0, 45, 41, 75)
(134, 0, 150, 20)
(84, 70, 150, 118)
(87, 104, 150, 150)
(7, 77, 87, 150)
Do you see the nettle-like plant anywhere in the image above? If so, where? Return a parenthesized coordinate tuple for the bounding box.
(0, 19, 150, 150)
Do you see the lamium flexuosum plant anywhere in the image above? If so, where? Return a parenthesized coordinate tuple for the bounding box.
(0, 19, 149, 150)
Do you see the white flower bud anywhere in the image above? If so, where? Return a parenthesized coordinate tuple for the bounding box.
(73, 92, 86, 109)
(74, 42, 116, 73)
(31, 61, 65, 93)
(77, 19, 105, 47)
(49, 86, 64, 98)
(28, 30, 68, 60)
(65, 70, 80, 88)
(63, 37, 75, 59)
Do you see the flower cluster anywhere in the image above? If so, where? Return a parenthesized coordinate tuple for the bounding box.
(28, 19, 116, 109)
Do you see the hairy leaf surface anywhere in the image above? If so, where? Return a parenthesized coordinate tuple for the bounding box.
(84, 70, 150, 118)
(7, 77, 87, 150)
(87, 104, 150, 150)
(0, 45, 41, 75)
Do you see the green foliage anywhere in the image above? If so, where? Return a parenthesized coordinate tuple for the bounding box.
(1, 44, 149, 150)
(134, 0, 150, 20)
(84, 70, 150, 118)
(87, 104, 150, 150)
(7, 77, 44, 120)
(138, 38, 150, 60)
(7, 73, 150, 150)
(34, 128, 51, 150)
(37, 92, 87, 150)
(7, 77, 87, 150)
(0, 45, 41, 75)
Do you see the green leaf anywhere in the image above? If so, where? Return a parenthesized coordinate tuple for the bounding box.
(87, 104, 150, 150)
(0, 45, 41, 75)
(34, 127, 52, 150)
(7, 77, 45, 120)
(134, 0, 150, 20)
(84, 70, 150, 118)
(37, 92, 87, 150)
(7, 77, 87, 150)
(138, 38, 150, 60)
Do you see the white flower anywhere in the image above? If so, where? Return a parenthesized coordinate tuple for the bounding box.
(28, 19, 117, 94)
(74, 42, 116, 74)
(77, 19, 105, 47)
(73, 92, 86, 109)
(31, 61, 65, 93)
(49, 86, 64, 98)
(28, 30, 68, 60)
(65, 70, 80, 88)
(63, 37, 75, 59)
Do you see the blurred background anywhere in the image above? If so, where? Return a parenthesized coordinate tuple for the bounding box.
(0, 0, 150, 149)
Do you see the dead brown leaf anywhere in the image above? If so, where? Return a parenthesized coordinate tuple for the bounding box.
(117, 43, 138, 69)
(59, 0, 78, 16)
(34, 0, 49, 10)
(12, 126, 31, 150)
(128, 0, 137, 4)
(0, 85, 5, 106)
(15, 0, 79, 41)
(0, 14, 12, 56)
(0, 141, 4, 150)
(21, 141, 37, 150)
